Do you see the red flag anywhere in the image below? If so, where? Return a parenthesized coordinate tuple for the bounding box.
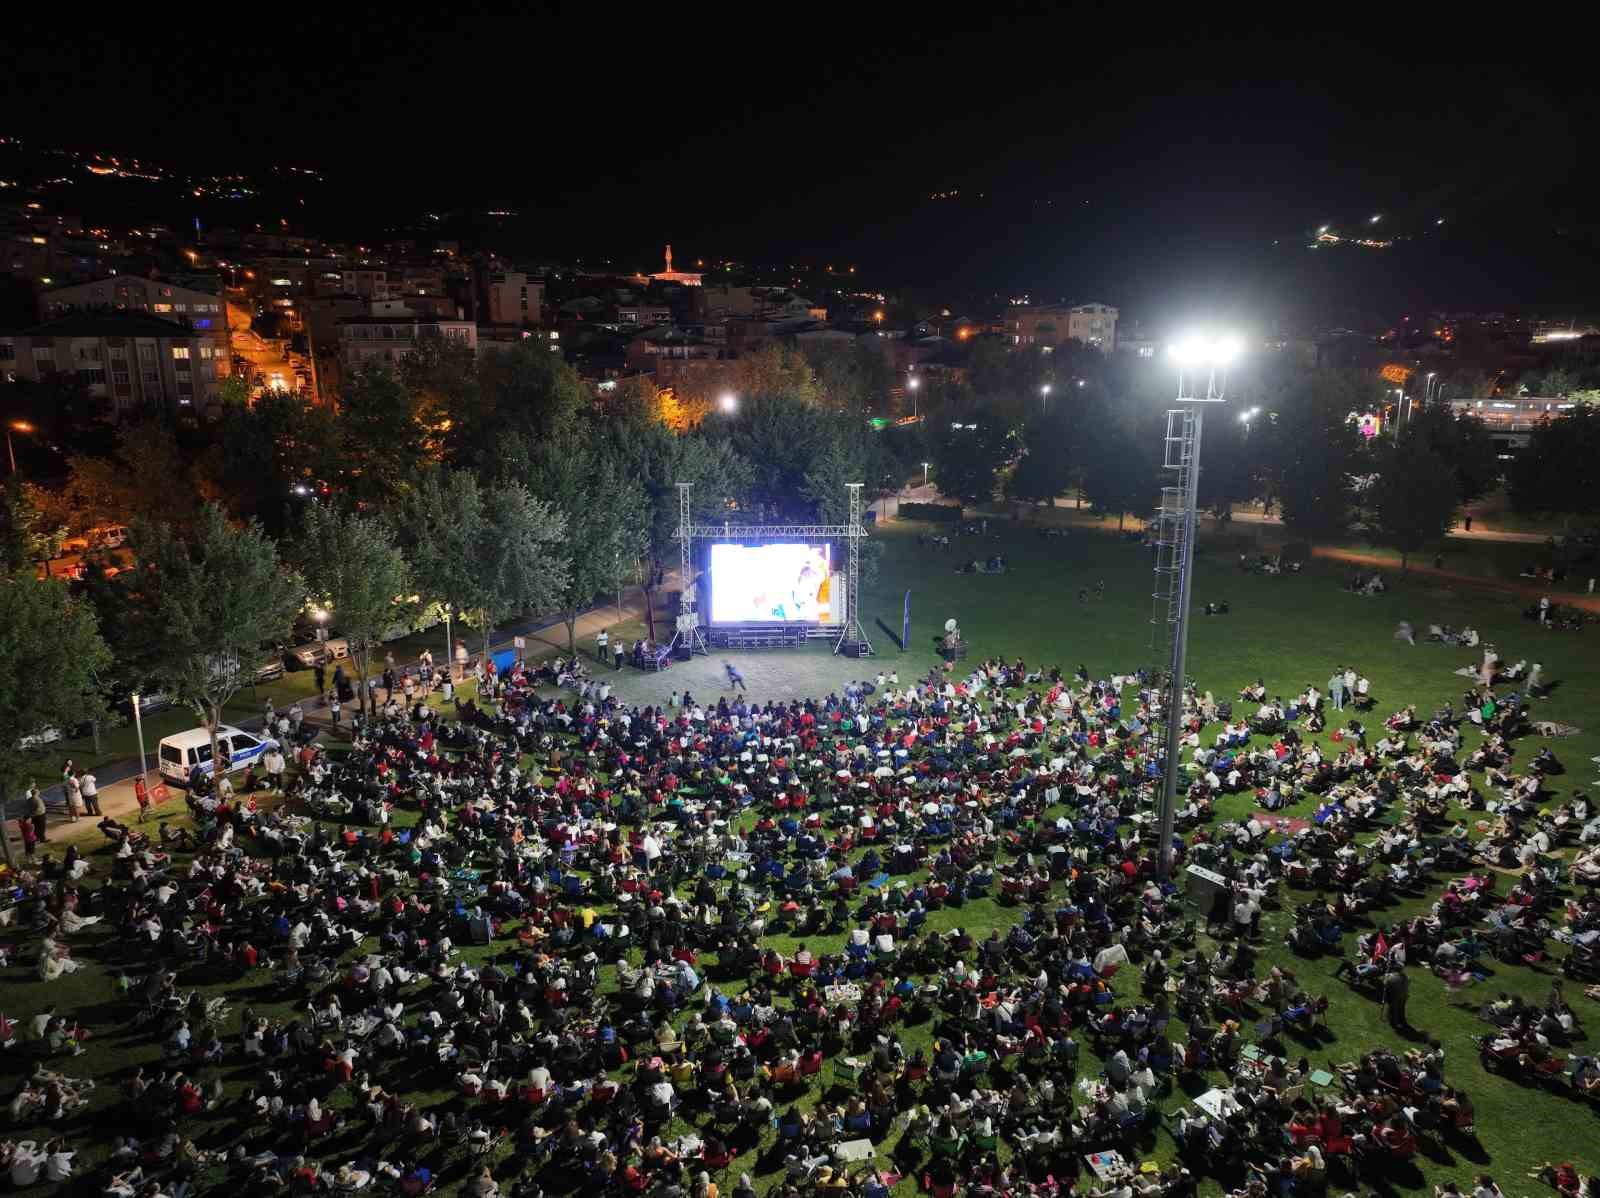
(1371, 932, 1388, 962)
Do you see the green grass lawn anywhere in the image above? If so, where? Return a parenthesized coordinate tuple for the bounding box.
(4, 516, 1598, 1196)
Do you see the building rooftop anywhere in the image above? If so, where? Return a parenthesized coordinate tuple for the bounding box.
(9, 310, 204, 339)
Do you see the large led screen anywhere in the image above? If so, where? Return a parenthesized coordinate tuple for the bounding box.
(708, 543, 833, 624)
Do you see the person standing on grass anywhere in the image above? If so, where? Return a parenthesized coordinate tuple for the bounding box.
(79, 770, 101, 816)
(27, 783, 47, 843)
(133, 776, 151, 823)
(63, 770, 82, 821)
(613, 639, 626, 671)
(1327, 671, 1345, 712)
(597, 627, 609, 665)
(18, 815, 37, 860)
(263, 742, 286, 791)
(314, 661, 327, 698)
(1383, 966, 1409, 1027)
(330, 693, 342, 731)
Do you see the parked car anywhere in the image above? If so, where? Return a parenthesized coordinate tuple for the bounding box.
(284, 637, 349, 669)
(157, 725, 278, 786)
(61, 524, 129, 553)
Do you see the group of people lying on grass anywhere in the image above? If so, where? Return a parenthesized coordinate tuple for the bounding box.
(0, 639, 1592, 1198)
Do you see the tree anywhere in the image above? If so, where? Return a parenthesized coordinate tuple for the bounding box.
(603, 413, 751, 639)
(1367, 441, 1459, 570)
(293, 506, 414, 716)
(55, 417, 204, 537)
(390, 470, 569, 659)
(0, 474, 64, 571)
(528, 434, 648, 653)
(928, 402, 1013, 507)
(0, 572, 111, 864)
(215, 376, 251, 408)
(1195, 414, 1256, 525)
(707, 393, 835, 519)
(1257, 375, 1367, 543)
(471, 480, 569, 655)
(390, 469, 491, 654)
(136, 505, 304, 777)
(1006, 406, 1076, 508)
(1404, 404, 1499, 505)
(1506, 405, 1600, 521)
(801, 340, 895, 413)
(338, 363, 428, 506)
(213, 392, 345, 534)
(1078, 420, 1157, 529)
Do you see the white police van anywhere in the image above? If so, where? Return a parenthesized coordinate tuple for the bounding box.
(157, 725, 278, 786)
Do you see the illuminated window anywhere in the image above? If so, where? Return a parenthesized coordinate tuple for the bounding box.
(153, 303, 173, 312)
(172, 346, 191, 359)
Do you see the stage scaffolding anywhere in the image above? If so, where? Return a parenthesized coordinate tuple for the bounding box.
(672, 481, 873, 658)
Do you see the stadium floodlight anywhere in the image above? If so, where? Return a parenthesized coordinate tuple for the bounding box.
(1168, 333, 1241, 369)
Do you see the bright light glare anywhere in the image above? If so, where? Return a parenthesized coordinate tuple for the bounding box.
(1369, 214, 1382, 224)
(907, 377, 920, 391)
(1169, 336, 1208, 368)
(718, 392, 738, 414)
(1169, 333, 1244, 369)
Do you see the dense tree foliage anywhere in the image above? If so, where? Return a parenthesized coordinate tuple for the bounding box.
(293, 506, 414, 714)
(1366, 440, 1459, 570)
(1507, 405, 1600, 520)
(133, 505, 304, 776)
(0, 570, 111, 865)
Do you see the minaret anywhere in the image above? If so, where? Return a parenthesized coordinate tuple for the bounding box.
(664, 244, 673, 274)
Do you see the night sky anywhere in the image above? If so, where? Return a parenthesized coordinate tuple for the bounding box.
(6, 8, 1596, 323)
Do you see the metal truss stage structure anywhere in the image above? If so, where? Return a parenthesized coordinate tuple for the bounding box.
(672, 482, 874, 658)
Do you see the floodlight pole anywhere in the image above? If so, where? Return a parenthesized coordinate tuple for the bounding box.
(1154, 356, 1228, 880)
(1156, 409, 1203, 880)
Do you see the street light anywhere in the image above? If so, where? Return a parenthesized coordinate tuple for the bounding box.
(1425, 371, 1437, 402)
(1040, 383, 1052, 408)
(6, 420, 35, 474)
(921, 461, 930, 485)
(907, 375, 921, 420)
(131, 692, 150, 788)
(718, 392, 738, 415)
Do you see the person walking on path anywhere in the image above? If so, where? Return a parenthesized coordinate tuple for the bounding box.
(63, 770, 82, 821)
(27, 784, 47, 843)
(1327, 672, 1345, 712)
(18, 815, 37, 860)
(79, 770, 101, 816)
